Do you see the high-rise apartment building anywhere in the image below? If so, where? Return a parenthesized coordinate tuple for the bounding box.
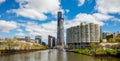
(66, 22, 101, 49)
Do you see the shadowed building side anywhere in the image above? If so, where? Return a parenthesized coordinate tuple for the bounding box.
(48, 35, 56, 49)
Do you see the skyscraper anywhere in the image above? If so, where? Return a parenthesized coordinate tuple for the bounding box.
(57, 11, 64, 46)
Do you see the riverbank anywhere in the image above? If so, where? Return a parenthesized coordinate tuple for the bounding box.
(67, 48, 120, 57)
(1, 49, 120, 61)
(0, 49, 46, 55)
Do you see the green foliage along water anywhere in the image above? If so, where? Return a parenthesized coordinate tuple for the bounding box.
(73, 48, 120, 57)
(73, 49, 92, 55)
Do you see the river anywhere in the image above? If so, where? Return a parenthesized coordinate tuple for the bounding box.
(0, 49, 120, 61)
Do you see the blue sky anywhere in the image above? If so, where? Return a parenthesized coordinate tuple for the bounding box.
(0, 0, 120, 42)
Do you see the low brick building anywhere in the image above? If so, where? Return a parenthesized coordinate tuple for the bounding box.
(106, 32, 120, 40)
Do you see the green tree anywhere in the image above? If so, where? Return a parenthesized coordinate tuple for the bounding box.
(111, 44, 120, 49)
(90, 42, 99, 52)
(115, 37, 120, 42)
(99, 37, 103, 42)
(83, 48, 92, 55)
(5, 39, 16, 50)
(108, 38, 116, 43)
(24, 43, 31, 50)
(106, 49, 117, 55)
(95, 48, 107, 55)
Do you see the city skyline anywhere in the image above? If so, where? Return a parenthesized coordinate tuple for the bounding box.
(0, 0, 120, 43)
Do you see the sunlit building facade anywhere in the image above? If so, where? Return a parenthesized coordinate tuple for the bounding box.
(66, 23, 101, 49)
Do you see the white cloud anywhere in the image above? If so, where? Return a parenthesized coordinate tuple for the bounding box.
(93, 13, 114, 21)
(95, 0, 120, 14)
(16, 28, 25, 36)
(0, 0, 5, 4)
(10, 9, 47, 20)
(78, 0, 85, 6)
(41, 21, 57, 32)
(0, 20, 18, 33)
(65, 13, 115, 28)
(16, 32, 25, 36)
(17, 29, 23, 32)
(65, 9, 70, 13)
(8, 0, 62, 20)
(24, 21, 57, 40)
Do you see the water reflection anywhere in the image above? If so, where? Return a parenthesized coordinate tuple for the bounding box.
(0, 49, 120, 61)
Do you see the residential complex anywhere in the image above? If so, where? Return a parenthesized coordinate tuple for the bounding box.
(66, 22, 101, 48)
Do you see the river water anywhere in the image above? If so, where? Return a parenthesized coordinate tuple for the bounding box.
(0, 49, 120, 61)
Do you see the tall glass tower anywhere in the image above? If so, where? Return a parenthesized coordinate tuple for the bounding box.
(57, 11, 64, 46)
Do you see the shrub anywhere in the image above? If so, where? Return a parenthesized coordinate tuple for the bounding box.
(115, 38, 120, 42)
(73, 49, 81, 53)
(83, 48, 91, 55)
(73, 49, 92, 55)
(106, 49, 117, 55)
(108, 38, 116, 43)
(95, 48, 107, 55)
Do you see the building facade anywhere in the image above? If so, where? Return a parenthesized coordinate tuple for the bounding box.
(66, 23, 101, 49)
(25, 36, 31, 42)
(57, 11, 64, 46)
(35, 35, 42, 44)
(102, 32, 112, 39)
(48, 35, 56, 48)
(106, 32, 120, 40)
